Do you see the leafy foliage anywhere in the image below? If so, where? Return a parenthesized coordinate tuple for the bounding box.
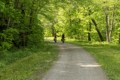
(42, 0, 120, 43)
(0, 0, 49, 50)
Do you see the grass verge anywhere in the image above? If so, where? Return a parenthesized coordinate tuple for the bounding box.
(0, 42, 58, 80)
(68, 40, 120, 80)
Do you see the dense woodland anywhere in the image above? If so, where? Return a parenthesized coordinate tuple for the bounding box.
(0, 0, 46, 50)
(0, 0, 120, 50)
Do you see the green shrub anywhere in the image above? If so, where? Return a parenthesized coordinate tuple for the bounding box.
(0, 28, 18, 50)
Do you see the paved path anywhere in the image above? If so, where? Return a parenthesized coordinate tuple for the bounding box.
(42, 43, 108, 80)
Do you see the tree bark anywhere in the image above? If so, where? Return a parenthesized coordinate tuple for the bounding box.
(109, 5, 115, 42)
(105, 13, 110, 42)
(104, 5, 115, 43)
(91, 18, 104, 41)
(88, 22, 92, 41)
(88, 9, 92, 41)
(19, 4, 27, 47)
(29, 1, 36, 29)
(119, 33, 120, 44)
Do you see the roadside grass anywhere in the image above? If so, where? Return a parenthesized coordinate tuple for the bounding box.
(0, 42, 58, 80)
(67, 40, 120, 80)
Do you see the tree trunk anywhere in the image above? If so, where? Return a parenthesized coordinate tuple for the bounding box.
(19, 4, 27, 47)
(109, 5, 115, 42)
(104, 6, 115, 43)
(105, 14, 110, 42)
(29, 1, 35, 29)
(88, 22, 92, 41)
(91, 18, 104, 41)
(88, 9, 92, 41)
(119, 33, 120, 44)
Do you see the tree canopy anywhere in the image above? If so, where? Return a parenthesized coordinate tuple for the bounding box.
(1, 0, 120, 50)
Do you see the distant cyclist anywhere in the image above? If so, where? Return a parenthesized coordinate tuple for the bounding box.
(61, 33, 65, 43)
